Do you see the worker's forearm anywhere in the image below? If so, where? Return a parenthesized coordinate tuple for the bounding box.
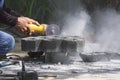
(0, 9, 18, 26)
(0, 4, 22, 27)
(3, 5, 21, 17)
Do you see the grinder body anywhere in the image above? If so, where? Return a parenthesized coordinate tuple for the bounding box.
(29, 24, 60, 36)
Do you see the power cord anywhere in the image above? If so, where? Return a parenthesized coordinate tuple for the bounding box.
(6, 55, 25, 72)
(6, 55, 38, 80)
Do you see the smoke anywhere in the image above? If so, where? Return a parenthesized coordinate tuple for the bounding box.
(61, 8, 120, 52)
(47, 1, 120, 63)
(92, 9, 120, 52)
(61, 10, 91, 37)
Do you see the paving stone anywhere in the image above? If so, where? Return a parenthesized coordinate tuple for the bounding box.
(21, 36, 85, 53)
(39, 37, 62, 52)
(21, 37, 41, 52)
(80, 52, 120, 62)
(45, 52, 82, 64)
(60, 36, 84, 53)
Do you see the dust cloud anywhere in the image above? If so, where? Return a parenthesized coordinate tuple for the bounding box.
(61, 9, 120, 52)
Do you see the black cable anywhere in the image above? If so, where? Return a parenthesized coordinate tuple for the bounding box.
(0, 55, 38, 80)
(6, 55, 25, 71)
(0, 70, 3, 74)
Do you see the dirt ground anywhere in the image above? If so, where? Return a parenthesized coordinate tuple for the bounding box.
(3, 38, 120, 80)
(1, 55, 120, 80)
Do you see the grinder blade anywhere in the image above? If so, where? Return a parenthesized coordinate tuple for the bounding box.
(45, 24, 60, 36)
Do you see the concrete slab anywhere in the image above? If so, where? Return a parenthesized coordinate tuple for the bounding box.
(80, 52, 120, 62)
(21, 37, 42, 52)
(21, 36, 85, 53)
(60, 36, 84, 53)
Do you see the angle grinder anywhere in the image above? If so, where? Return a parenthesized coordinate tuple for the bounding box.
(29, 24, 60, 36)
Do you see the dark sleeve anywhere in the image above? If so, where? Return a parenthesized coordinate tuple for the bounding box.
(0, 9, 18, 26)
(0, 4, 21, 26)
(3, 5, 21, 17)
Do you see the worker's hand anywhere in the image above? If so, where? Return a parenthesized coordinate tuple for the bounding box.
(14, 17, 40, 35)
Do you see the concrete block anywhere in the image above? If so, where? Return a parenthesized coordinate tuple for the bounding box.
(45, 52, 82, 64)
(60, 36, 84, 53)
(80, 52, 120, 62)
(21, 37, 42, 52)
(40, 38, 62, 52)
(21, 36, 85, 53)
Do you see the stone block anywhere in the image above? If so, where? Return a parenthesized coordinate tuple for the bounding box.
(40, 37, 62, 52)
(45, 52, 82, 64)
(21, 37, 41, 52)
(80, 52, 120, 62)
(21, 36, 85, 53)
(60, 36, 84, 53)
